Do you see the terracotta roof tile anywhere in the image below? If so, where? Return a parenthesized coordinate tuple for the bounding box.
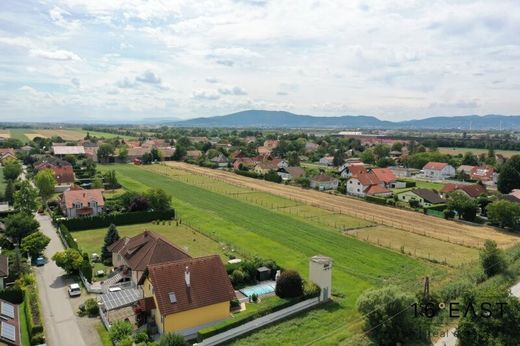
(371, 168, 396, 184)
(423, 161, 448, 170)
(62, 189, 104, 209)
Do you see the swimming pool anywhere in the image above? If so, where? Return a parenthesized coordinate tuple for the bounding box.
(239, 282, 276, 297)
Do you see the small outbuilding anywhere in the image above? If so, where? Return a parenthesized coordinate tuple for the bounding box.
(256, 266, 271, 281)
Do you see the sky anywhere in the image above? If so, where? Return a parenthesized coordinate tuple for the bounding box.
(0, 0, 519, 123)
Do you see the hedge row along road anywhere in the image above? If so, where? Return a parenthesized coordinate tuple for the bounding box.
(161, 162, 520, 249)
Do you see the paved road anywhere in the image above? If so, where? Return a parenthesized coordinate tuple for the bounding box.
(34, 213, 88, 346)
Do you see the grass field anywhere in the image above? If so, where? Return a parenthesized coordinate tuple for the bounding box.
(4, 127, 136, 142)
(351, 226, 479, 266)
(0, 167, 6, 192)
(439, 146, 520, 158)
(73, 221, 227, 280)
(99, 164, 442, 345)
(396, 178, 445, 191)
(7, 128, 30, 142)
(0, 130, 9, 138)
(19, 301, 30, 346)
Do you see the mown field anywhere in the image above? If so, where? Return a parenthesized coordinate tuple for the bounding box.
(3, 128, 135, 142)
(439, 146, 520, 158)
(0, 167, 6, 192)
(99, 164, 446, 345)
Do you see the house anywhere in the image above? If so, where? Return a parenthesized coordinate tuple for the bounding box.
(339, 163, 366, 179)
(158, 147, 175, 160)
(211, 154, 229, 168)
(422, 162, 455, 180)
(232, 157, 255, 170)
(108, 230, 191, 285)
(126, 147, 152, 162)
(35, 161, 75, 185)
(371, 168, 406, 188)
(456, 165, 476, 176)
(304, 142, 319, 153)
(397, 188, 446, 207)
(0, 298, 21, 346)
(0, 255, 8, 289)
(389, 166, 418, 178)
(346, 171, 391, 197)
(52, 145, 86, 156)
(0, 151, 17, 165)
(186, 150, 202, 159)
(188, 137, 209, 144)
(230, 150, 246, 160)
(319, 156, 334, 166)
(254, 161, 278, 175)
(139, 255, 235, 337)
(310, 175, 339, 191)
(440, 183, 487, 199)
(61, 188, 104, 218)
(257, 146, 271, 155)
(470, 166, 495, 182)
(270, 158, 288, 169)
(277, 166, 305, 181)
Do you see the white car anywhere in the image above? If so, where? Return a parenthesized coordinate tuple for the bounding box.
(68, 283, 81, 297)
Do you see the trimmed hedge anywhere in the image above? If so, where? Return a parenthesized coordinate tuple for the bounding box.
(399, 180, 416, 188)
(59, 224, 78, 249)
(234, 169, 263, 179)
(365, 195, 388, 205)
(25, 285, 44, 344)
(424, 204, 447, 212)
(0, 287, 24, 304)
(60, 209, 175, 231)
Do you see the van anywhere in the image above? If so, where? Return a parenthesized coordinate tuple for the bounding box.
(68, 283, 81, 297)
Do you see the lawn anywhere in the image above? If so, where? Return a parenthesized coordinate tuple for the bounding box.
(396, 178, 445, 191)
(96, 323, 112, 346)
(73, 221, 227, 280)
(351, 225, 480, 266)
(99, 164, 441, 345)
(439, 146, 520, 158)
(0, 167, 6, 192)
(19, 301, 30, 346)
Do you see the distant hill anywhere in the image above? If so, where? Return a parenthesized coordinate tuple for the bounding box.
(172, 110, 520, 130)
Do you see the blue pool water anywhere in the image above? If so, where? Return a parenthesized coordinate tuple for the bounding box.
(240, 282, 276, 297)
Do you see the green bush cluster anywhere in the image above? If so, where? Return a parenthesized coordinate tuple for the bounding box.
(0, 287, 24, 304)
(225, 257, 280, 288)
(60, 209, 175, 231)
(365, 195, 388, 205)
(24, 282, 45, 345)
(59, 224, 78, 249)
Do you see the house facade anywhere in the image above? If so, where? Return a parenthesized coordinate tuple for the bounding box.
(310, 175, 339, 191)
(396, 189, 446, 207)
(422, 162, 456, 180)
(61, 188, 105, 218)
(346, 171, 391, 197)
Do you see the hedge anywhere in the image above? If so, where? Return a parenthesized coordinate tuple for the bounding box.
(365, 195, 388, 205)
(399, 180, 416, 188)
(424, 204, 447, 212)
(234, 169, 263, 179)
(0, 287, 24, 304)
(25, 285, 44, 344)
(59, 224, 78, 249)
(60, 209, 175, 231)
(197, 297, 302, 341)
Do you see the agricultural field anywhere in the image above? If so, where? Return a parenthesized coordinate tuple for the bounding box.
(7, 128, 30, 142)
(99, 163, 447, 345)
(0, 130, 10, 138)
(73, 221, 227, 280)
(439, 146, 520, 158)
(350, 226, 479, 266)
(0, 167, 5, 192)
(3, 127, 136, 142)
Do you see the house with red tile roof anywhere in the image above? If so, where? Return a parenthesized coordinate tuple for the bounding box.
(263, 139, 279, 149)
(469, 165, 495, 182)
(108, 230, 191, 285)
(232, 157, 255, 170)
(60, 188, 104, 218)
(36, 161, 75, 185)
(339, 161, 366, 178)
(346, 171, 391, 197)
(422, 161, 455, 180)
(440, 183, 487, 199)
(139, 255, 235, 336)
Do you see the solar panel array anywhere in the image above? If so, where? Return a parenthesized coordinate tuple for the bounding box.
(100, 288, 142, 311)
(0, 321, 16, 342)
(0, 302, 14, 319)
(168, 292, 177, 304)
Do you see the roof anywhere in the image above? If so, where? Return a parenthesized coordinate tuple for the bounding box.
(52, 165, 75, 184)
(285, 166, 305, 178)
(470, 166, 495, 181)
(423, 161, 449, 170)
(255, 162, 277, 171)
(510, 189, 520, 200)
(52, 146, 85, 155)
(457, 165, 477, 173)
(371, 168, 396, 184)
(62, 188, 105, 209)
(0, 255, 8, 277)
(144, 255, 235, 316)
(107, 231, 191, 271)
(34, 157, 71, 170)
(0, 298, 20, 346)
(0, 148, 15, 155)
(127, 147, 151, 157)
(354, 171, 381, 186)
(440, 183, 486, 198)
(186, 150, 202, 158)
(364, 184, 391, 195)
(158, 147, 175, 158)
(408, 188, 446, 204)
(348, 165, 367, 176)
(311, 174, 337, 182)
(211, 154, 229, 163)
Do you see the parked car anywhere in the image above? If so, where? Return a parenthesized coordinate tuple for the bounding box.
(35, 256, 45, 266)
(68, 283, 81, 297)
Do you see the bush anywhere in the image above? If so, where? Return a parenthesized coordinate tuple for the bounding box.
(303, 281, 321, 298)
(84, 298, 99, 316)
(234, 169, 263, 180)
(59, 224, 78, 249)
(365, 195, 388, 205)
(24, 284, 44, 341)
(30, 332, 45, 345)
(159, 332, 185, 346)
(404, 181, 416, 188)
(251, 293, 258, 303)
(61, 209, 175, 231)
(109, 320, 132, 343)
(134, 331, 149, 343)
(275, 270, 304, 299)
(0, 287, 24, 304)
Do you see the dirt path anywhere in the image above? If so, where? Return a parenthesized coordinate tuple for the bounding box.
(162, 162, 519, 248)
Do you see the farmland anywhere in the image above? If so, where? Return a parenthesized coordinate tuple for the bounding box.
(0, 130, 10, 138)
(3, 127, 136, 142)
(99, 163, 452, 345)
(439, 146, 520, 158)
(0, 167, 5, 192)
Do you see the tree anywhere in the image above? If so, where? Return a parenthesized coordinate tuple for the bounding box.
(13, 181, 37, 214)
(4, 180, 14, 204)
(21, 231, 50, 259)
(97, 143, 114, 163)
(34, 169, 56, 206)
(142, 152, 153, 164)
(51, 248, 84, 274)
(360, 149, 375, 164)
(373, 144, 390, 160)
(487, 200, 520, 230)
(332, 150, 344, 167)
(497, 155, 520, 193)
(286, 151, 300, 166)
(461, 151, 479, 166)
(159, 332, 185, 346)
(3, 159, 22, 181)
(101, 224, 120, 262)
(83, 158, 97, 177)
(128, 195, 150, 211)
(357, 286, 425, 346)
(275, 270, 303, 298)
(391, 142, 404, 152)
(145, 188, 171, 211)
(447, 191, 479, 222)
(172, 146, 186, 161)
(118, 146, 128, 161)
(4, 213, 39, 244)
(151, 147, 162, 162)
(480, 240, 506, 277)
(103, 170, 119, 189)
(92, 177, 103, 189)
(109, 320, 133, 344)
(376, 157, 394, 168)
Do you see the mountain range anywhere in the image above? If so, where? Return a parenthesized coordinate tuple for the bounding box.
(171, 110, 520, 130)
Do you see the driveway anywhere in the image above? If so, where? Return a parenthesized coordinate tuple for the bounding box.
(34, 213, 89, 346)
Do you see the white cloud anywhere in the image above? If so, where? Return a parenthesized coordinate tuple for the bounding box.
(30, 48, 81, 61)
(218, 86, 247, 95)
(192, 90, 220, 100)
(136, 70, 162, 84)
(206, 77, 219, 83)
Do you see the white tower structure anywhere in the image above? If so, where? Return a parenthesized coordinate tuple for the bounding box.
(309, 256, 332, 301)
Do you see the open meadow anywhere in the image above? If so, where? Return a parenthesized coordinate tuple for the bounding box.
(439, 146, 520, 158)
(4, 127, 135, 142)
(98, 163, 461, 345)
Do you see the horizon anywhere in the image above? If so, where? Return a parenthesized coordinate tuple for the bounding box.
(1, 1, 519, 122)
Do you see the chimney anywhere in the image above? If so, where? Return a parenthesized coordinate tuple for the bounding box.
(184, 266, 191, 288)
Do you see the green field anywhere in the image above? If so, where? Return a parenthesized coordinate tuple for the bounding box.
(7, 128, 30, 142)
(0, 167, 6, 192)
(395, 178, 445, 191)
(99, 164, 443, 345)
(4, 127, 136, 142)
(439, 146, 520, 158)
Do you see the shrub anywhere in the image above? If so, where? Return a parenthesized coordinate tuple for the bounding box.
(303, 281, 321, 298)
(365, 195, 388, 205)
(251, 293, 258, 303)
(134, 331, 149, 343)
(84, 298, 99, 317)
(109, 320, 133, 343)
(404, 181, 416, 188)
(30, 332, 45, 345)
(230, 269, 246, 286)
(230, 299, 240, 309)
(159, 332, 185, 346)
(275, 270, 304, 299)
(0, 287, 24, 304)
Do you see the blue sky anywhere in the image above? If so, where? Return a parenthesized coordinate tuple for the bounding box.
(0, 0, 519, 122)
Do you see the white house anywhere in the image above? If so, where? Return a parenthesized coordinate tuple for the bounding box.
(210, 154, 229, 168)
(310, 175, 339, 191)
(319, 156, 334, 166)
(346, 171, 391, 197)
(422, 162, 456, 180)
(61, 188, 105, 218)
